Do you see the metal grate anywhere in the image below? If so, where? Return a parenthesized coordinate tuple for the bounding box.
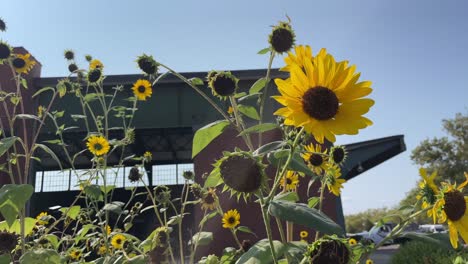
(152, 163, 194, 186)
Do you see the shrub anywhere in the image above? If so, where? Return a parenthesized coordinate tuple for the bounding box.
(391, 241, 467, 264)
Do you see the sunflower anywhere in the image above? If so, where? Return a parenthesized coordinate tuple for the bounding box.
(111, 234, 127, 249)
(329, 145, 347, 165)
(201, 188, 218, 211)
(208, 71, 238, 99)
(269, 20, 295, 54)
(0, 232, 17, 253)
(348, 238, 357, 246)
(302, 143, 328, 175)
(69, 248, 82, 260)
(307, 236, 350, 264)
(89, 59, 104, 70)
(222, 209, 240, 229)
(431, 173, 468, 248)
(136, 54, 158, 75)
(97, 245, 108, 255)
(281, 45, 312, 72)
(12, 53, 36, 74)
(143, 151, 152, 162)
(132, 79, 152, 101)
(416, 168, 439, 219)
(280, 171, 299, 191)
(36, 212, 49, 225)
(300, 230, 309, 239)
(86, 135, 110, 156)
(273, 48, 374, 143)
(105, 225, 111, 235)
(366, 259, 374, 264)
(87, 68, 102, 83)
(0, 41, 12, 63)
(325, 164, 346, 196)
(227, 106, 234, 116)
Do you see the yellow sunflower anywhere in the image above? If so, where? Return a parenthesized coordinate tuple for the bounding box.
(301, 143, 328, 175)
(366, 259, 374, 264)
(86, 135, 110, 156)
(348, 238, 357, 246)
(416, 168, 439, 219)
(222, 209, 240, 229)
(132, 79, 152, 101)
(273, 48, 374, 143)
(36, 212, 49, 225)
(300, 230, 308, 239)
(89, 59, 104, 70)
(111, 234, 127, 249)
(431, 173, 468, 248)
(325, 164, 346, 196)
(69, 248, 81, 260)
(12, 53, 36, 74)
(281, 45, 312, 72)
(97, 245, 108, 255)
(280, 171, 299, 191)
(201, 188, 218, 211)
(106, 225, 111, 235)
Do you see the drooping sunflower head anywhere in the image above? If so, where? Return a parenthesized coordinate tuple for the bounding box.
(111, 234, 127, 249)
(324, 164, 345, 196)
(0, 41, 12, 63)
(442, 189, 466, 223)
(417, 168, 438, 207)
(128, 166, 142, 182)
(36, 212, 49, 225)
(87, 68, 102, 84)
(269, 20, 295, 54)
(280, 171, 300, 191)
(63, 50, 75, 61)
(89, 59, 104, 70)
(132, 79, 152, 101)
(208, 71, 239, 99)
(136, 54, 158, 76)
(154, 186, 172, 205)
(273, 48, 374, 143)
(153, 226, 170, 247)
(86, 135, 110, 156)
(302, 143, 328, 175)
(12, 53, 36, 74)
(307, 236, 351, 264)
(0, 18, 6, 32)
(222, 209, 241, 229)
(68, 63, 78, 73)
(212, 151, 267, 200)
(330, 146, 347, 165)
(56, 78, 74, 98)
(201, 188, 218, 211)
(191, 183, 203, 199)
(69, 248, 82, 260)
(0, 231, 17, 253)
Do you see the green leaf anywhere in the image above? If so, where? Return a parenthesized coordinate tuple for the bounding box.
(284, 242, 308, 263)
(267, 150, 315, 177)
(59, 205, 81, 220)
(307, 197, 320, 208)
(204, 167, 223, 188)
(33, 144, 63, 170)
(19, 249, 61, 264)
(190, 232, 213, 246)
(43, 234, 59, 250)
(249, 78, 267, 94)
(84, 93, 101, 102)
(14, 114, 43, 123)
(0, 254, 10, 264)
(0, 184, 34, 226)
(199, 211, 218, 227)
(21, 78, 28, 89)
(102, 202, 124, 214)
(238, 123, 278, 137)
(402, 232, 454, 250)
(273, 192, 299, 203)
(125, 255, 148, 264)
(234, 92, 247, 98)
(238, 105, 260, 120)
(32, 87, 55, 98)
(257, 48, 271, 55)
(236, 226, 256, 236)
(189, 77, 204, 86)
(238, 93, 262, 102)
(192, 120, 230, 158)
(100, 185, 115, 194)
(236, 239, 286, 264)
(253, 141, 285, 156)
(0, 137, 18, 157)
(84, 185, 103, 201)
(269, 200, 345, 236)
(0, 217, 37, 236)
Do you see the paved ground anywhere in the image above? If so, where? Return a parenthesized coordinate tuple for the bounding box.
(369, 245, 399, 264)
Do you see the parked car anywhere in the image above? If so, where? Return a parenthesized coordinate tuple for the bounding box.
(418, 224, 447, 233)
(348, 223, 396, 245)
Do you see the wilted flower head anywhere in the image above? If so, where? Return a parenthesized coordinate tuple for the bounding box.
(183, 170, 194, 180)
(269, 19, 295, 53)
(136, 54, 158, 76)
(0, 17, 6, 32)
(64, 50, 75, 60)
(0, 232, 17, 253)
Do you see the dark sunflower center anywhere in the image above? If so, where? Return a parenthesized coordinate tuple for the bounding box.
(204, 194, 215, 204)
(94, 143, 103, 151)
(138, 85, 146, 93)
(286, 178, 292, 185)
(12, 58, 26, 69)
(213, 75, 236, 96)
(302, 87, 339, 120)
(138, 58, 157, 75)
(0, 44, 10, 60)
(116, 238, 122, 244)
(220, 155, 262, 193)
(270, 28, 294, 53)
(309, 154, 323, 167)
(332, 148, 345, 163)
(228, 217, 235, 224)
(443, 190, 466, 221)
(309, 240, 350, 264)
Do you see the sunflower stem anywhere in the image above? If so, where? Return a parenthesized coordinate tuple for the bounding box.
(229, 96, 254, 151)
(259, 194, 279, 264)
(315, 182, 326, 241)
(258, 51, 276, 147)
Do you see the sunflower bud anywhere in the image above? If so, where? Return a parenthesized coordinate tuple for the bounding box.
(64, 50, 75, 60)
(0, 42, 12, 62)
(136, 54, 158, 76)
(85, 55, 93, 62)
(183, 170, 194, 181)
(154, 186, 171, 204)
(0, 17, 6, 32)
(268, 20, 295, 54)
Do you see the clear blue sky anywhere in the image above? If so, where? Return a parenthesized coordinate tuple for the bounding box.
(3, 0, 467, 214)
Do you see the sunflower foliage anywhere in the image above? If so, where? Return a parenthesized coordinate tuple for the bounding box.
(0, 16, 464, 264)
